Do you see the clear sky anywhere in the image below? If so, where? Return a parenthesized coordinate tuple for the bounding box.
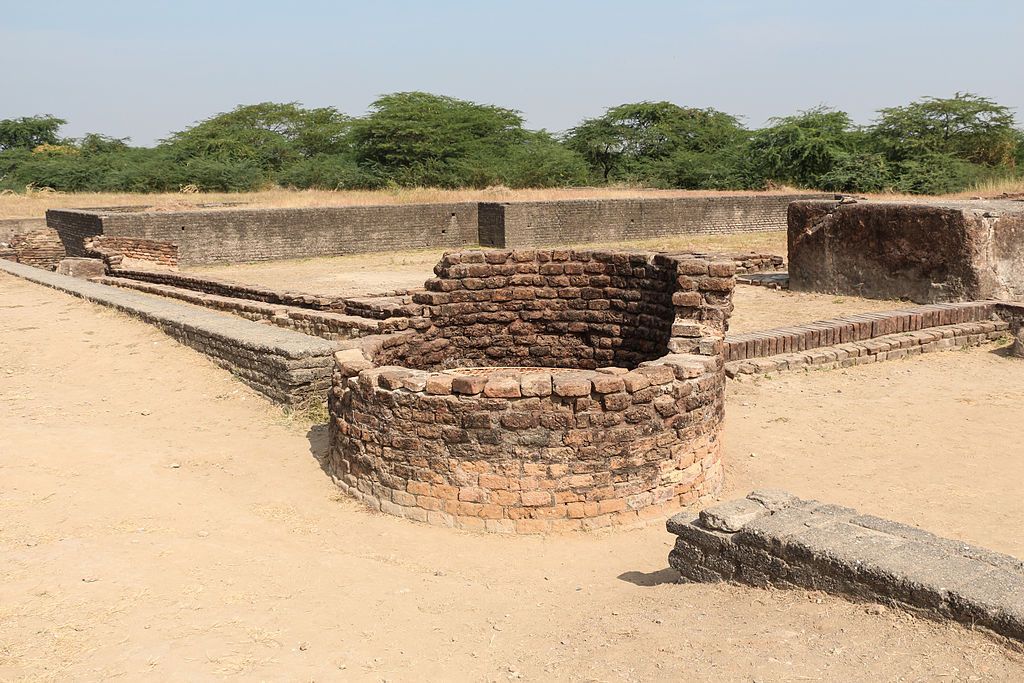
(2, 0, 1022, 145)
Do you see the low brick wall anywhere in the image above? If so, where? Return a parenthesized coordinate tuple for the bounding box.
(110, 268, 423, 319)
(7, 229, 66, 270)
(0, 217, 47, 244)
(726, 319, 1008, 377)
(49, 203, 479, 266)
(0, 259, 340, 405)
(85, 235, 179, 269)
(326, 249, 737, 532)
(48, 195, 815, 268)
(724, 301, 998, 362)
(668, 490, 1024, 642)
(97, 276, 413, 341)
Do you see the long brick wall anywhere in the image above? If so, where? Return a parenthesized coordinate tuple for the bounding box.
(480, 195, 827, 248)
(48, 203, 479, 266)
(47, 195, 819, 267)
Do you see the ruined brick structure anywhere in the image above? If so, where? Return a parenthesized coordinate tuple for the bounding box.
(326, 249, 736, 532)
(84, 235, 179, 269)
(47, 195, 820, 267)
(997, 302, 1024, 358)
(479, 195, 824, 248)
(0, 217, 47, 244)
(48, 203, 479, 266)
(5, 229, 66, 270)
(789, 198, 1024, 303)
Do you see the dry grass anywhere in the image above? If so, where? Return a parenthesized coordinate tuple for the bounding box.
(3, 177, 1019, 220)
(0, 185, 807, 219)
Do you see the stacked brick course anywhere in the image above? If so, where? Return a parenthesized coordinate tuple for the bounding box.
(48, 195, 818, 267)
(480, 195, 826, 248)
(85, 235, 179, 269)
(668, 491, 1024, 642)
(7, 229, 66, 269)
(326, 249, 737, 532)
(49, 203, 478, 266)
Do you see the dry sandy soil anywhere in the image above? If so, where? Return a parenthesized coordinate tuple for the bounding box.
(191, 232, 905, 334)
(3, 272, 1024, 681)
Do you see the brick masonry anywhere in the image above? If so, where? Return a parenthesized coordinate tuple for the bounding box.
(47, 195, 816, 267)
(668, 490, 1024, 642)
(724, 301, 999, 362)
(97, 276, 408, 341)
(0, 217, 47, 244)
(48, 203, 479, 266)
(480, 195, 827, 248)
(325, 249, 737, 532)
(0, 259, 340, 405)
(789, 198, 1024, 303)
(85, 235, 179, 269)
(5, 228, 66, 270)
(997, 302, 1024, 358)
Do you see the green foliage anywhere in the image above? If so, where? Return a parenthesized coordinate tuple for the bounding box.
(277, 155, 384, 190)
(566, 101, 748, 183)
(746, 107, 856, 187)
(500, 131, 590, 188)
(0, 115, 66, 151)
(816, 152, 894, 193)
(891, 153, 988, 195)
(0, 92, 1019, 196)
(162, 102, 352, 172)
(351, 92, 525, 188)
(871, 93, 1018, 166)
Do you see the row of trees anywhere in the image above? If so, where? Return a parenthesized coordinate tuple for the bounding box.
(1, 92, 1020, 195)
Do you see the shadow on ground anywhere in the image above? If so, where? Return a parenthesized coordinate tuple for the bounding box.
(617, 567, 681, 587)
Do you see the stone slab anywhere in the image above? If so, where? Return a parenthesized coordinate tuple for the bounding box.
(667, 490, 1024, 642)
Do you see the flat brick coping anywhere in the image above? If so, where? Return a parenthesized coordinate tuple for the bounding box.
(114, 268, 422, 319)
(96, 276, 420, 341)
(725, 319, 1008, 377)
(668, 491, 1024, 642)
(724, 301, 998, 362)
(0, 259, 340, 405)
(736, 272, 788, 289)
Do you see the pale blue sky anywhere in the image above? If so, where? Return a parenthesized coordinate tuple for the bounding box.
(2, 0, 1022, 144)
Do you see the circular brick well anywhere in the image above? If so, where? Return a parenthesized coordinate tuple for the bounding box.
(326, 249, 736, 532)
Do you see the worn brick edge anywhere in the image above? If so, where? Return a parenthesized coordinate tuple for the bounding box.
(726, 319, 1009, 377)
(667, 490, 1024, 643)
(0, 259, 340, 405)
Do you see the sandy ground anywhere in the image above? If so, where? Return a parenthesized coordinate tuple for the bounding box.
(190, 234, 905, 334)
(3, 273, 1024, 681)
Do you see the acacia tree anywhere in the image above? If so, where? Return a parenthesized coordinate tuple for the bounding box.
(162, 102, 353, 171)
(565, 101, 747, 183)
(746, 107, 856, 187)
(0, 115, 66, 151)
(870, 92, 1018, 166)
(350, 92, 528, 187)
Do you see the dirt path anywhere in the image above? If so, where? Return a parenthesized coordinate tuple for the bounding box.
(2, 272, 1023, 681)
